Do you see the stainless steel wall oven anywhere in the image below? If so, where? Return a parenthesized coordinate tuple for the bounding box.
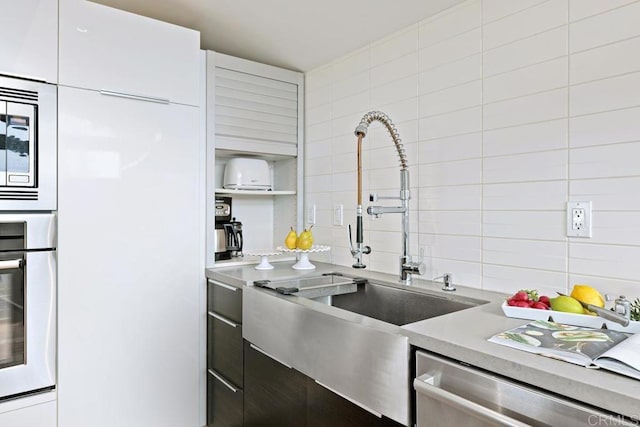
(0, 75, 56, 210)
(0, 213, 56, 400)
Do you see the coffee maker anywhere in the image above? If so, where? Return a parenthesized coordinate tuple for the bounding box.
(214, 197, 243, 261)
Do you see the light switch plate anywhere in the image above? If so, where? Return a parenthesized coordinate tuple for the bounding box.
(307, 204, 316, 225)
(333, 204, 343, 226)
(567, 201, 592, 238)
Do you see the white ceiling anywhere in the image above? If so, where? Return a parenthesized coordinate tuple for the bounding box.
(92, 0, 465, 72)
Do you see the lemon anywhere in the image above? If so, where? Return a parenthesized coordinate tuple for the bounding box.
(570, 284, 604, 315)
(549, 295, 584, 314)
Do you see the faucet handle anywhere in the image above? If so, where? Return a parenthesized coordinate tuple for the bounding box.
(433, 273, 456, 291)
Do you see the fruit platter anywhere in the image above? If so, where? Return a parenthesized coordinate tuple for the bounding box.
(280, 225, 330, 270)
(502, 287, 640, 334)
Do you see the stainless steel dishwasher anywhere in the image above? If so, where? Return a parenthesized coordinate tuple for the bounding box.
(414, 351, 635, 427)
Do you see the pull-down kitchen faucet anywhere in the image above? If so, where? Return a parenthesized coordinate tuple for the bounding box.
(348, 111, 425, 284)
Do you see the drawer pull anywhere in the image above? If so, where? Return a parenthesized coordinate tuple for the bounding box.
(210, 280, 238, 292)
(250, 343, 292, 369)
(208, 311, 238, 328)
(208, 369, 238, 393)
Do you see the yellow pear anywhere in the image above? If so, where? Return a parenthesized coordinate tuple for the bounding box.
(296, 226, 313, 250)
(285, 227, 298, 249)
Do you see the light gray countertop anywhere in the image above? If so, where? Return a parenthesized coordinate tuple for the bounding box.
(206, 261, 640, 419)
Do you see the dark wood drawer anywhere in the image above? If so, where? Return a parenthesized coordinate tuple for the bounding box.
(207, 369, 243, 427)
(208, 311, 243, 387)
(208, 279, 242, 324)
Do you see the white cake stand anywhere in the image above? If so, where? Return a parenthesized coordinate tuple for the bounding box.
(243, 250, 282, 270)
(277, 245, 330, 270)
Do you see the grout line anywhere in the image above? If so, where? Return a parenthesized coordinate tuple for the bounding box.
(568, 0, 640, 24)
(482, 22, 567, 55)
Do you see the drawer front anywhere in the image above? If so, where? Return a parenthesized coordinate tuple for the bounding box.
(208, 312, 243, 387)
(207, 369, 243, 427)
(208, 280, 242, 324)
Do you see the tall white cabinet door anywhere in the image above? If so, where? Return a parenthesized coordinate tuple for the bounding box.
(58, 0, 199, 105)
(57, 86, 201, 427)
(0, 0, 57, 82)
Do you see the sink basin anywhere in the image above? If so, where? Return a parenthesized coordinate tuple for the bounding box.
(327, 280, 485, 326)
(243, 274, 489, 425)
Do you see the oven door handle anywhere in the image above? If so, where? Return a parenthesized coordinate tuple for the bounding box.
(0, 259, 23, 270)
(414, 374, 529, 427)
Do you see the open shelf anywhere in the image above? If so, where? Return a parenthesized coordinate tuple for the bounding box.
(215, 188, 296, 196)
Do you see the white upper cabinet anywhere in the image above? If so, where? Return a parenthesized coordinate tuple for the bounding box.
(58, 0, 200, 105)
(0, 0, 58, 83)
(212, 53, 304, 157)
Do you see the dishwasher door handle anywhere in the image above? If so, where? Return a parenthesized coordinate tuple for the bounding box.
(414, 374, 529, 427)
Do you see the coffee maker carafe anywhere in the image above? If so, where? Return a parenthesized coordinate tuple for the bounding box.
(224, 218, 243, 257)
(214, 197, 232, 261)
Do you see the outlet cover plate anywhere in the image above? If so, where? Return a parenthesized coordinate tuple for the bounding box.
(567, 201, 592, 238)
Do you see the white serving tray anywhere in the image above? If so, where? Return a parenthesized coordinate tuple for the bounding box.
(501, 302, 640, 334)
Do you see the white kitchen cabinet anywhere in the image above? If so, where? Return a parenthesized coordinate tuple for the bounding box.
(0, 391, 56, 427)
(58, 0, 200, 105)
(205, 51, 304, 267)
(0, 0, 57, 83)
(57, 88, 202, 426)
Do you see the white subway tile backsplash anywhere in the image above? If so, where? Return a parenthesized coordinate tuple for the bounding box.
(419, 28, 481, 71)
(419, 106, 482, 140)
(331, 48, 370, 80)
(483, 211, 565, 241)
(418, 54, 482, 94)
(419, 80, 482, 118)
(304, 0, 640, 291)
(306, 104, 331, 126)
(418, 210, 482, 236)
(482, 0, 548, 25)
(570, 106, 640, 148)
(570, 71, 640, 117)
(307, 121, 331, 142)
(332, 71, 370, 102)
(587, 211, 640, 246)
(570, 36, 640, 85)
(483, 264, 567, 296)
(422, 234, 481, 262)
(418, 132, 482, 164)
(570, 177, 640, 211)
(371, 26, 418, 68)
(483, 181, 568, 211)
(370, 74, 418, 107)
(331, 91, 368, 119)
(418, 158, 481, 187)
(483, 88, 568, 130)
(570, 141, 640, 179)
(483, 1, 568, 51)
(570, 243, 640, 281)
(370, 97, 419, 123)
(370, 52, 418, 88)
(419, 0, 481, 49)
(483, 119, 568, 157)
(483, 150, 567, 183)
(419, 185, 482, 211)
(483, 237, 567, 272)
(483, 27, 567, 77)
(569, 0, 638, 22)
(483, 57, 568, 104)
(306, 156, 331, 177)
(569, 1, 640, 53)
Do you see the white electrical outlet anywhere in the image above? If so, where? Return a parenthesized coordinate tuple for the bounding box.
(567, 201, 592, 238)
(333, 204, 343, 226)
(307, 204, 316, 225)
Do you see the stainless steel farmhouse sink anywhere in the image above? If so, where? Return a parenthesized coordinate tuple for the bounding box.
(244, 274, 488, 426)
(324, 279, 484, 326)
